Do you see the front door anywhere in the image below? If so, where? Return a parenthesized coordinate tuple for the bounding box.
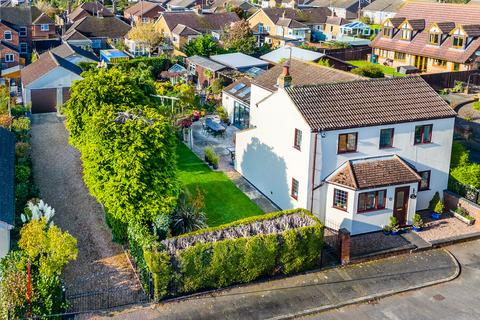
(394, 187, 410, 226)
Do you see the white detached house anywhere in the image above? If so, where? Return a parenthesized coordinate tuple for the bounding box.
(235, 69, 456, 235)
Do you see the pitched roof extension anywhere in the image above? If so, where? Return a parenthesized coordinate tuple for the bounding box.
(285, 76, 456, 132)
(328, 155, 421, 190)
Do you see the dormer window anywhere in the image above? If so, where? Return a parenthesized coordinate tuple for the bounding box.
(4, 31, 12, 41)
(428, 32, 440, 45)
(453, 35, 465, 49)
(401, 28, 412, 40)
(383, 26, 393, 38)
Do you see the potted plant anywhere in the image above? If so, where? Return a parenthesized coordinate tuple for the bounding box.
(412, 213, 424, 232)
(451, 207, 476, 225)
(204, 146, 214, 165)
(429, 192, 443, 220)
(388, 216, 400, 235)
(382, 224, 391, 235)
(211, 154, 219, 170)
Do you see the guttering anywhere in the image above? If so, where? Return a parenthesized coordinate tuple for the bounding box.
(309, 132, 318, 213)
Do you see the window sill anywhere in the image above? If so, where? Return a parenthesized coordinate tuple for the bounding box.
(333, 206, 348, 212)
(291, 195, 298, 201)
(338, 150, 358, 154)
(414, 142, 432, 146)
(418, 188, 430, 192)
(357, 208, 386, 214)
(293, 146, 301, 151)
(379, 146, 394, 150)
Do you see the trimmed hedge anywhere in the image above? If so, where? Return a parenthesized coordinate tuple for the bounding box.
(144, 209, 324, 300)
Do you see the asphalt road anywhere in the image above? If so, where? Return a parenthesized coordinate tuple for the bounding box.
(306, 239, 480, 320)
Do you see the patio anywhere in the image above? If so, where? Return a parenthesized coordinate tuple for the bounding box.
(414, 210, 480, 244)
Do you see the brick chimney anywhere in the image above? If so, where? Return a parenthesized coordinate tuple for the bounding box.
(277, 61, 292, 89)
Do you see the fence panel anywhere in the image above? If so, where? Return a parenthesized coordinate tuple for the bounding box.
(421, 70, 480, 91)
(323, 46, 372, 62)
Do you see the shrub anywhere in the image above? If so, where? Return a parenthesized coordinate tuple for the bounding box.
(118, 57, 171, 79)
(11, 104, 28, 117)
(15, 165, 31, 183)
(412, 213, 424, 228)
(0, 114, 12, 128)
(11, 117, 30, 132)
(170, 193, 207, 236)
(105, 209, 128, 243)
(317, 58, 332, 67)
(429, 192, 444, 214)
(15, 183, 29, 206)
(203, 146, 215, 163)
(351, 63, 385, 78)
(388, 216, 399, 232)
(146, 209, 324, 299)
(15, 142, 30, 159)
(473, 101, 480, 112)
(455, 207, 469, 217)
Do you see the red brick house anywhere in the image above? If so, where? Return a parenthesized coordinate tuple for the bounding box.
(67, 2, 114, 23)
(0, 6, 59, 64)
(124, 1, 164, 25)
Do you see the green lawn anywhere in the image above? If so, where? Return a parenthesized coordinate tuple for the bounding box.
(176, 142, 264, 227)
(348, 60, 407, 77)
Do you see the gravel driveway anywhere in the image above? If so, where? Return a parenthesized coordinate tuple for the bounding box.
(30, 114, 142, 296)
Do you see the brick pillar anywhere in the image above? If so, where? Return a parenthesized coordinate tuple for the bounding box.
(339, 228, 351, 265)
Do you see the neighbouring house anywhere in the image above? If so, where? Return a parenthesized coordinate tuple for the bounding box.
(0, 128, 15, 260)
(260, 46, 325, 63)
(124, 1, 165, 25)
(160, 63, 188, 84)
(185, 55, 227, 89)
(21, 51, 83, 113)
(248, 8, 332, 47)
(49, 42, 99, 64)
(67, 1, 114, 23)
(209, 52, 270, 72)
(155, 11, 240, 52)
(0, 6, 58, 59)
(235, 75, 456, 235)
(223, 58, 361, 128)
(0, 41, 21, 71)
(166, 0, 200, 11)
(361, 0, 405, 25)
(261, 0, 364, 19)
(64, 16, 131, 50)
(202, 0, 256, 14)
(370, 2, 480, 73)
(323, 16, 350, 40)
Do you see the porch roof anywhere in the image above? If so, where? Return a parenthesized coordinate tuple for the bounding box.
(327, 155, 421, 190)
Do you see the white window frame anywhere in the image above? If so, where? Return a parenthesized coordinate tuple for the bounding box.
(19, 27, 27, 37)
(40, 24, 50, 31)
(5, 53, 15, 62)
(4, 31, 12, 41)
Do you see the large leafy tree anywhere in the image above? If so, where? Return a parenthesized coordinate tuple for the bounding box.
(63, 67, 154, 147)
(81, 105, 179, 224)
(222, 20, 257, 55)
(183, 35, 222, 57)
(127, 23, 164, 56)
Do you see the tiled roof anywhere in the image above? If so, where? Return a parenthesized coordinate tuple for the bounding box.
(253, 59, 362, 92)
(285, 76, 456, 131)
(371, 3, 480, 63)
(0, 128, 15, 226)
(328, 155, 421, 190)
(260, 8, 331, 25)
(326, 16, 349, 26)
(161, 12, 240, 33)
(21, 51, 82, 86)
(436, 22, 456, 33)
(0, 6, 54, 26)
(362, 0, 405, 13)
(276, 18, 308, 29)
(68, 2, 113, 21)
(172, 24, 201, 36)
(65, 16, 131, 39)
(50, 43, 99, 62)
(124, 1, 164, 17)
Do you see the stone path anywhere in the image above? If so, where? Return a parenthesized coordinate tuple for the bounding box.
(30, 114, 143, 298)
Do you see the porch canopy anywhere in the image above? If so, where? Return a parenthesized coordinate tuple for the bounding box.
(327, 155, 421, 190)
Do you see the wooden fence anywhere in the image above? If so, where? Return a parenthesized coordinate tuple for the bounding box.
(420, 70, 480, 91)
(321, 46, 372, 62)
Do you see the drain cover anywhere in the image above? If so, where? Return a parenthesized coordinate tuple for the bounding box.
(433, 294, 445, 301)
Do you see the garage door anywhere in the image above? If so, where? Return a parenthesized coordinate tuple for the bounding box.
(31, 88, 57, 114)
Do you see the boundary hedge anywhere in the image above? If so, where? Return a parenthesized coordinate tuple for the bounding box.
(144, 209, 324, 300)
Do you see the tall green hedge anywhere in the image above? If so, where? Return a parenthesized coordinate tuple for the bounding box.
(144, 209, 324, 300)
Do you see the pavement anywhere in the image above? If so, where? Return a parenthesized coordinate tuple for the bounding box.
(306, 239, 480, 320)
(92, 248, 458, 320)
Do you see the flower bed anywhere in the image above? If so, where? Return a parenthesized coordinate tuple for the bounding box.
(144, 209, 324, 300)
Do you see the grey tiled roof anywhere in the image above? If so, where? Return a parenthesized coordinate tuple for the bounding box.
(187, 55, 226, 72)
(286, 76, 456, 132)
(0, 128, 15, 226)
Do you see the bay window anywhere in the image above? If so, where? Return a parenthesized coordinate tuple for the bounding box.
(357, 190, 386, 213)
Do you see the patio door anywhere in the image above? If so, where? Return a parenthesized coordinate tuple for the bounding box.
(394, 187, 410, 226)
(414, 56, 428, 71)
(233, 102, 250, 129)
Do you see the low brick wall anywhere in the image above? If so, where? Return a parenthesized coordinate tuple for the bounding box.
(444, 190, 480, 220)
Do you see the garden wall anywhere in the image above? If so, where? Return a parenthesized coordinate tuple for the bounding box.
(444, 190, 480, 220)
(144, 209, 324, 300)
